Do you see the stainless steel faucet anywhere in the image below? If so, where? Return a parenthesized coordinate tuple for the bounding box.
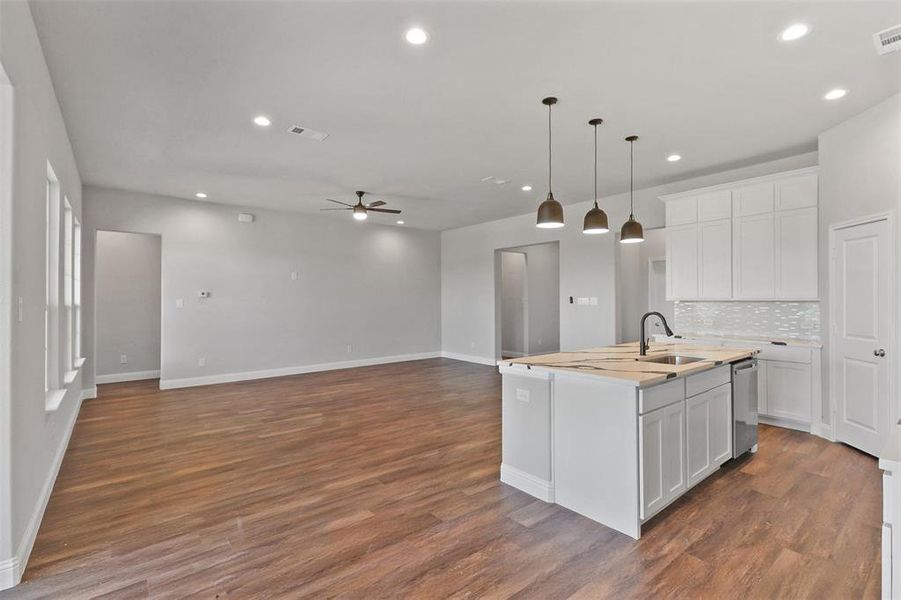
(639, 311, 674, 355)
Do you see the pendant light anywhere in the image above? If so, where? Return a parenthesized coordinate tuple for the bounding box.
(536, 97, 564, 228)
(620, 135, 644, 244)
(583, 118, 609, 234)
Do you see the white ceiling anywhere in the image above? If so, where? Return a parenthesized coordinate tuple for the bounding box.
(30, 0, 901, 230)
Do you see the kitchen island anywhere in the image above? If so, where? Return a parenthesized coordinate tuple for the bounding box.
(498, 341, 757, 539)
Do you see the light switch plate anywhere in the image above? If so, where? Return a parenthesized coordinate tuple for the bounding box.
(176, 298, 184, 308)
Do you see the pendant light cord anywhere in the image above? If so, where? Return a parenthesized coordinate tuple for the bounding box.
(548, 103, 553, 193)
(593, 124, 598, 209)
(629, 138, 634, 219)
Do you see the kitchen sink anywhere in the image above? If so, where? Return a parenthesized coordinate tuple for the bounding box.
(639, 354, 705, 365)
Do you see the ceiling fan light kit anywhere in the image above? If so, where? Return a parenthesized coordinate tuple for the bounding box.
(321, 190, 401, 222)
(583, 118, 609, 235)
(536, 97, 565, 229)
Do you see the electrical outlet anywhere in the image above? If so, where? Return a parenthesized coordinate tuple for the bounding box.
(515, 388, 530, 403)
(120, 354, 128, 364)
(198, 357, 206, 367)
(291, 271, 298, 281)
(470, 341, 476, 349)
(346, 344, 352, 354)
(176, 298, 184, 308)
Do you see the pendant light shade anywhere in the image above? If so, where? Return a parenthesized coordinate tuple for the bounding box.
(536, 97, 564, 229)
(620, 135, 644, 244)
(583, 118, 609, 235)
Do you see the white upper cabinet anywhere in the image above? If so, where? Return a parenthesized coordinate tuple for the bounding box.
(698, 219, 732, 299)
(775, 206, 818, 299)
(775, 173, 818, 211)
(661, 167, 818, 301)
(666, 224, 699, 300)
(697, 190, 732, 222)
(733, 212, 776, 299)
(666, 196, 698, 226)
(732, 182, 774, 216)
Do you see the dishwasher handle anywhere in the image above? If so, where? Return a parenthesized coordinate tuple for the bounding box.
(733, 360, 758, 374)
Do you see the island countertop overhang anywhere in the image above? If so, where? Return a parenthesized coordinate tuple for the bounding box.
(498, 341, 758, 388)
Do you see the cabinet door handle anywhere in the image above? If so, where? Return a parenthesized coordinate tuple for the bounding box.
(874, 348, 886, 357)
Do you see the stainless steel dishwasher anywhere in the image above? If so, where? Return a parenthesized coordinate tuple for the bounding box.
(732, 358, 759, 458)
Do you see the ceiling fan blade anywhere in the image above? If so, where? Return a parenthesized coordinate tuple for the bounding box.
(326, 198, 355, 207)
(365, 200, 386, 208)
(320, 207, 351, 211)
(367, 208, 402, 214)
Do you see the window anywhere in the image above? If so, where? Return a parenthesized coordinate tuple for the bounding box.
(63, 197, 73, 373)
(45, 163, 60, 398)
(74, 219, 82, 362)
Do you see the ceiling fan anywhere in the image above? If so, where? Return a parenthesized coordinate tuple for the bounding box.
(321, 190, 401, 221)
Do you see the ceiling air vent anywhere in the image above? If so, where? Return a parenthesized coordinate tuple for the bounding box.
(288, 125, 329, 141)
(874, 24, 901, 55)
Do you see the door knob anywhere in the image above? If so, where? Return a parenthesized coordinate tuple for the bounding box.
(874, 349, 886, 357)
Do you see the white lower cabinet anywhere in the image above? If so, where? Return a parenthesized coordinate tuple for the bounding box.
(687, 383, 733, 488)
(640, 401, 686, 519)
(640, 376, 731, 520)
(763, 360, 812, 423)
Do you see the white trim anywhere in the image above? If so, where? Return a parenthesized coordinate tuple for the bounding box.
(498, 364, 553, 380)
(80, 387, 97, 401)
(6, 394, 83, 589)
(500, 463, 554, 502)
(828, 211, 896, 451)
(658, 166, 820, 202)
(95, 370, 160, 384)
(74, 356, 86, 368)
(43, 389, 66, 413)
(502, 350, 525, 358)
(439, 351, 497, 366)
(759, 414, 810, 433)
(160, 352, 442, 390)
(0, 62, 14, 590)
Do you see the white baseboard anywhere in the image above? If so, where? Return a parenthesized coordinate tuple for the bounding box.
(80, 387, 97, 401)
(439, 351, 497, 366)
(500, 464, 554, 502)
(759, 415, 811, 433)
(3, 394, 83, 590)
(501, 350, 525, 358)
(810, 421, 835, 442)
(95, 370, 160, 384)
(159, 352, 441, 390)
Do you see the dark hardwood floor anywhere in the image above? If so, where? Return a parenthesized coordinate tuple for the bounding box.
(6, 358, 882, 598)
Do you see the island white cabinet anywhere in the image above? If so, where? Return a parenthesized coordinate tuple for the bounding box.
(762, 360, 812, 423)
(661, 167, 818, 301)
(640, 401, 686, 519)
(686, 382, 732, 488)
(879, 430, 901, 600)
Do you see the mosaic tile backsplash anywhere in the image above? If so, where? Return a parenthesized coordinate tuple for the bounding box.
(674, 301, 821, 342)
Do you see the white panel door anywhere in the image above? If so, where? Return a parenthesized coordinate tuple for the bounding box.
(775, 207, 818, 299)
(686, 392, 711, 488)
(765, 361, 812, 422)
(708, 383, 733, 467)
(699, 218, 732, 299)
(666, 224, 699, 300)
(639, 408, 665, 519)
(733, 213, 775, 299)
(833, 218, 893, 456)
(662, 401, 687, 502)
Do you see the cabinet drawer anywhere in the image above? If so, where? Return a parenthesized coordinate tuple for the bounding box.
(756, 345, 811, 364)
(686, 366, 731, 398)
(639, 378, 685, 414)
(886, 472, 894, 525)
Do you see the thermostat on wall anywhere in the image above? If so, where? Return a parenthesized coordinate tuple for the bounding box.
(238, 213, 254, 223)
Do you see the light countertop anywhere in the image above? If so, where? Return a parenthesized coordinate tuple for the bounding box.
(500, 341, 757, 388)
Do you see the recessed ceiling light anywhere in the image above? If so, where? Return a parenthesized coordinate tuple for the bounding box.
(780, 23, 810, 41)
(396, 220, 405, 225)
(521, 185, 532, 192)
(405, 27, 429, 45)
(667, 154, 681, 162)
(824, 88, 847, 100)
(195, 192, 207, 199)
(253, 115, 271, 127)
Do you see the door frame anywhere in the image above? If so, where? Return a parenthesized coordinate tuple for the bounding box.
(828, 211, 896, 447)
(496, 249, 529, 359)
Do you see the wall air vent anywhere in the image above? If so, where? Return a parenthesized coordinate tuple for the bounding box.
(874, 24, 901, 55)
(289, 125, 329, 141)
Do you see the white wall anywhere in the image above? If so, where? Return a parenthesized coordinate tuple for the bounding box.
(500, 251, 526, 356)
(818, 93, 901, 430)
(0, 0, 85, 587)
(82, 186, 442, 389)
(498, 242, 560, 357)
(442, 152, 818, 363)
(95, 231, 161, 380)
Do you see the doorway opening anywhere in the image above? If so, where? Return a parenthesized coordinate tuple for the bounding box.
(615, 227, 672, 343)
(494, 241, 560, 360)
(94, 230, 162, 385)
